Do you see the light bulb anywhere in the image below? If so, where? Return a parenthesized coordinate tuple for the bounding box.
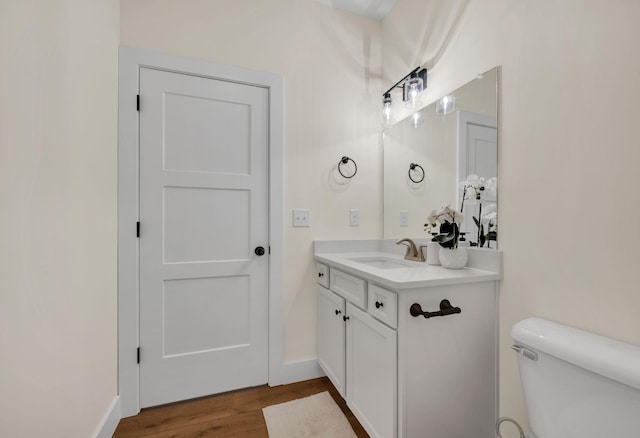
(411, 111, 424, 128)
(404, 72, 423, 109)
(436, 95, 455, 115)
(382, 93, 393, 124)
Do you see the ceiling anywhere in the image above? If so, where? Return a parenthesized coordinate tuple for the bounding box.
(313, 0, 398, 20)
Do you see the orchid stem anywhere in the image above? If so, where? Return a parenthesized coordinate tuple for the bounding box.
(477, 202, 482, 246)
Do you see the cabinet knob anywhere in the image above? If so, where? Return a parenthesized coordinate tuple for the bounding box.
(318, 272, 324, 278)
(343, 315, 350, 322)
(375, 301, 384, 309)
(335, 309, 342, 315)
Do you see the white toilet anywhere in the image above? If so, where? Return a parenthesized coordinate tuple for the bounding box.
(510, 318, 640, 438)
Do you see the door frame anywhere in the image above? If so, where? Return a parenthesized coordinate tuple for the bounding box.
(118, 46, 284, 417)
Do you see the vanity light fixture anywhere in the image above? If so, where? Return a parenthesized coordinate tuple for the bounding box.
(381, 66, 427, 120)
(436, 95, 455, 115)
(382, 92, 393, 124)
(403, 71, 424, 108)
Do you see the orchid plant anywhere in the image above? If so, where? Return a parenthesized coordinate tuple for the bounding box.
(424, 205, 464, 249)
(459, 174, 498, 247)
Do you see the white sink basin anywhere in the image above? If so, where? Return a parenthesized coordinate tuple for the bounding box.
(348, 256, 419, 269)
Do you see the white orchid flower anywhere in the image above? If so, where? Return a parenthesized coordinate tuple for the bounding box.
(481, 211, 497, 225)
(485, 177, 497, 197)
(482, 203, 497, 215)
(463, 174, 481, 186)
(426, 205, 463, 226)
(462, 174, 487, 200)
(442, 205, 463, 224)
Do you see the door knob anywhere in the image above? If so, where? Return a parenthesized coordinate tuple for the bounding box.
(255, 246, 266, 256)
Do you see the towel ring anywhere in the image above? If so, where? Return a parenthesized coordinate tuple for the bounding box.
(338, 156, 357, 179)
(408, 163, 425, 183)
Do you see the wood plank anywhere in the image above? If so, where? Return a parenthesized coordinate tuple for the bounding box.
(114, 377, 369, 437)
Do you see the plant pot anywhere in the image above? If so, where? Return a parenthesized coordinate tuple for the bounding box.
(439, 247, 468, 269)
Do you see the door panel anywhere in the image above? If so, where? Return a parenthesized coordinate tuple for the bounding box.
(163, 187, 250, 262)
(162, 276, 250, 356)
(163, 92, 251, 174)
(139, 67, 269, 407)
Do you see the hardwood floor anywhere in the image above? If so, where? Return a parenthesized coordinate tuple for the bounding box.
(114, 377, 369, 437)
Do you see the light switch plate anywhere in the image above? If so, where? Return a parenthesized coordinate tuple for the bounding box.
(400, 210, 409, 227)
(349, 209, 360, 227)
(293, 209, 310, 227)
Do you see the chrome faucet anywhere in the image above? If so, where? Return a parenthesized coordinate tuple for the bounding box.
(396, 238, 425, 262)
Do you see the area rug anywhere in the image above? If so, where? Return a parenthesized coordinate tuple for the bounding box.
(262, 391, 357, 438)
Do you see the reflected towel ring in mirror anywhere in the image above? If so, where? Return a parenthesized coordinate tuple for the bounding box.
(338, 156, 357, 179)
(408, 163, 425, 183)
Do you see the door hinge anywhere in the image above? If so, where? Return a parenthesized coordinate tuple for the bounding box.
(137, 347, 140, 364)
(136, 94, 140, 111)
(136, 221, 140, 238)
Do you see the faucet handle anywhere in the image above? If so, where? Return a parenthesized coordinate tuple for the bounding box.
(417, 245, 427, 262)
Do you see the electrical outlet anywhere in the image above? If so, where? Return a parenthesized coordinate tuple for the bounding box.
(292, 209, 310, 227)
(400, 211, 409, 227)
(349, 209, 360, 227)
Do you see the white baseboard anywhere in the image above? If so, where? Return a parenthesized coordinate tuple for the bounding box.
(269, 358, 325, 387)
(93, 395, 121, 438)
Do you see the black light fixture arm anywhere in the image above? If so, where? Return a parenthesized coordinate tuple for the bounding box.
(382, 66, 427, 97)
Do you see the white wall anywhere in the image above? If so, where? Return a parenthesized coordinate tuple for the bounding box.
(0, 1, 119, 436)
(384, 0, 640, 427)
(2, 1, 636, 434)
(120, 0, 383, 363)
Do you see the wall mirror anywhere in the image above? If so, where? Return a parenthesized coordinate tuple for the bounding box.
(382, 67, 498, 248)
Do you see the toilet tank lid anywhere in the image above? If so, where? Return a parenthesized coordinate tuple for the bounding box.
(512, 318, 640, 391)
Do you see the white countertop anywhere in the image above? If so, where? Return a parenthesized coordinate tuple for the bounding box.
(314, 250, 502, 290)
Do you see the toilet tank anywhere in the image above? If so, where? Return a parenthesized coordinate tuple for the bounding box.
(511, 318, 640, 438)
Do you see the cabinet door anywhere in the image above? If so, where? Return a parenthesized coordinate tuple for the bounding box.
(398, 282, 497, 438)
(317, 285, 346, 397)
(346, 303, 397, 438)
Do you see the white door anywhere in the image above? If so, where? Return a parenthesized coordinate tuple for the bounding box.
(465, 123, 497, 184)
(457, 111, 497, 236)
(317, 285, 346, 397)
(138, 67, 269, 408)
(346, 303, 397, 438)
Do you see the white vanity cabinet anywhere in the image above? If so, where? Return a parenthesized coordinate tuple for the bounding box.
(317, 284, 346, 396)
(317, 264, 398, 438)
(397, 281, 497, 438)
(346, 302, 397, 438)
(315, 253, 500, 438)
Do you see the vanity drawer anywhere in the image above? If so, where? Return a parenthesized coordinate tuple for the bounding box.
(330, 269, 367, 310)
(368, 284, 398, 329)
(317, 263, 330, 288)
